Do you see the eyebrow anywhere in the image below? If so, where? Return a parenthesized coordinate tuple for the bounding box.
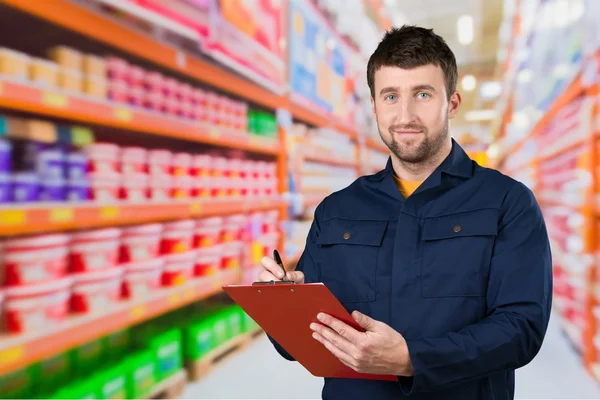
(379, 84, 437, 96)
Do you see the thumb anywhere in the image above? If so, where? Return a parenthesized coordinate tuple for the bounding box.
(285, 270, 304, 283)
(352, 311, 376, 331)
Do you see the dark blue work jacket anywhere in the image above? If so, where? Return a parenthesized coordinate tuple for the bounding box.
(271, 140, 552, 399)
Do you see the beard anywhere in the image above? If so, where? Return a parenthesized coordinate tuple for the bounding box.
(379, 118, 449, 164)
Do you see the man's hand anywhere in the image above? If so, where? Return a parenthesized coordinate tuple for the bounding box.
(310, 311, 413, 377)
(257, 256, 304, 284)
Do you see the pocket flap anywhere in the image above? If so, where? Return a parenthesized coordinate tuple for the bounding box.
(422, 209, 498, 241)
(317, 219, 388, 247)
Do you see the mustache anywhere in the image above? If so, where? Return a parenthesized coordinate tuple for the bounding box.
(389, 124, 426, 132)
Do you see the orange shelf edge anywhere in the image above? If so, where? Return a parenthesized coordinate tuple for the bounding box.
(366, 137, 388, 154)
(0, 0, 361, 140)
(304, 151, 358, 168)
(501, 74, 584, 162)
(0, 80, 281, 155)
(0, 269, 240, 376)
(0, 198, 285, 236)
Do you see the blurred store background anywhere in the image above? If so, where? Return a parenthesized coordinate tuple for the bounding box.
(0, 0, 597, 398)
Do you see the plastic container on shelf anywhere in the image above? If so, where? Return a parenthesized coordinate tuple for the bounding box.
(172, 175, 193, 199)
(83, 75, 108, 99)
(144, 71, 164, 93)
(0, 47, 30, 80)
(66, 152, 88, 179)
(0, 173, 10, 203)
(222, 214, 246, 243)
(261, 232, 280, 259)
(49, 46, 83, 70)
(161, 219, 195, 254)
(179, 83, 193, 102)
(194, 246, 221, 277)
(128, 65, 145, 87)
(148, 150, 173, 176)
(106, 57, 129, 81)
(40, 176, 67, 202)
(128, 87, 145, 107)
(71, 267, 124, 314)
(12, 172, 40, 202)
(3, 277, 72, 333)
(85, 143, 120, 174)
(0, 138, 11, 173)
(67, 177, 90, 201)
(162, 97, 180, 116)
(83, 54, 106, 77)
(221, 241, 243, 270)
(191, 154, 212, 177)
(163, 77, 178, 97)
(121, 147, 147, 175)
(70, 228, 121, 273)
(148, 174, 172, 201)
(36, 148, 65, 179)
(194, 217, 223, 248)
(29, 58, 59, 87)
(143, 91, 164, 112)
(3, 233, 70, 286)
(264, 210, 279, 234)
(122, 258, 163, 300)
(58, 68, 83, 93)
(121, 223, 163, 262)
(108, 80, 129, 103)
(172, 152, 192, 177)
(89, 172, 121, 202)
(162, 251, 196, 286)
(120, 173, 149, 202)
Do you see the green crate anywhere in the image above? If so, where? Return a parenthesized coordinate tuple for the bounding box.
(149, 329, 183, 382)
(0, 364, 39, 399)
(98, 363, 127, 400)
(104, 329, 131, 362)
(50, 377, 101, 400)
(71, 339, 106, 378)
(38, 352, 72, 395)
(125, 350, 156, 399)
(226, 306, 244, 338)
(211, 313, 230, 346)
(183, 318, 215, 361)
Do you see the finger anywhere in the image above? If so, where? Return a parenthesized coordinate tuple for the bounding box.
(352, 311, 378, 331)
(317, 313, 362, 344)
(260, 256, 284, 279)
(312, 331, 357, 368)
(310, 322, 356, 355)
(257, 270, 279, 282)
(284, 270, 304, 284)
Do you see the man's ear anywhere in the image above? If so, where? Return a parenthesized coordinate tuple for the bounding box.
(448, 91, 462, 120)
(370, 97, 376, 116)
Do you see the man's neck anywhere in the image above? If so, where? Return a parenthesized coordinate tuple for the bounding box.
(391, 140, 452, 182)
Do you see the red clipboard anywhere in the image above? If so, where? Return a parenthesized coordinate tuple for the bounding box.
(222, 282, 397, 381)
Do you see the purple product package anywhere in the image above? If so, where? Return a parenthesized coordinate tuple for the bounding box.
(0, 139, 12, 173)
(12, 172, 40, 203)
(37, 149, 66, 179)
(67, 177, 90, 202)
(66, 152, 88, 179)
(0, 173, 11, 203)
(40, 176, 67, 202)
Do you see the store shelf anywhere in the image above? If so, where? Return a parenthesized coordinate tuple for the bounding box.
(0, 268, 240, 376)
(0, 79, 281, 155)
(303, 148, 358, 168)
(0, 198, 285, 236)
(146, 369, 187, 399)
(366, 137, 388, 154)
(303, 192, 327, 208)
(0, 0, 361, 141)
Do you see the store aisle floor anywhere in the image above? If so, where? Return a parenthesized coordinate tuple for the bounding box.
(182, 312, 600, 399)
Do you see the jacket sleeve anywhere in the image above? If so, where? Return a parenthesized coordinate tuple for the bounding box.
(398, 182, 553, 394)
(268, 201, 324, 361)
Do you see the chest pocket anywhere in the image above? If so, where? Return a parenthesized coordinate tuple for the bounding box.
(421, 209, 498, 298)
(316, 219, 388, 303)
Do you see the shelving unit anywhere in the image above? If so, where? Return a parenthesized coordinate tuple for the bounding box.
(0, 0, 391, 397)
(491, 0, 600, 385)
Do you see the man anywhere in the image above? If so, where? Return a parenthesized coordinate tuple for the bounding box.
(259, 25, 552, 400)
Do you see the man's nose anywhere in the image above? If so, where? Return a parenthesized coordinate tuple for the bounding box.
(394, 99, 416, 125)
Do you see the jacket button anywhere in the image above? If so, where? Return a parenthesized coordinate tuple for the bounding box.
(343, 232, 351, 240)
(453, 225, 462, 233)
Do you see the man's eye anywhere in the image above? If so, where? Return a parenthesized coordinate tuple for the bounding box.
(385, 94, 397, 101)
(417, 92, 430, 99)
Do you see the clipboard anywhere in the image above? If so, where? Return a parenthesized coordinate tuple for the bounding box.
(222, 282, 397, 381)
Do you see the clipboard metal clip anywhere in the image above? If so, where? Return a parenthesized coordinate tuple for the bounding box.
(252, 280, 296, 285)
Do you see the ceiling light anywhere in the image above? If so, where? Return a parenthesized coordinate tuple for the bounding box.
(461, 75, 477, 92)
(465, 109, 496, 121)
(480, 81, 502, 99)
(457, 15, 474, 45)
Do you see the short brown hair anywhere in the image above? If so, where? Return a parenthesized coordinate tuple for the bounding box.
(367, 25, 458, 100)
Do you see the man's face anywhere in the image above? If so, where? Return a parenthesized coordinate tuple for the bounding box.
(371, 65, 460, 164)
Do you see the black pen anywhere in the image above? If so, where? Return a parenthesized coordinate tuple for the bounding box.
(273, 249, 287, 281)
